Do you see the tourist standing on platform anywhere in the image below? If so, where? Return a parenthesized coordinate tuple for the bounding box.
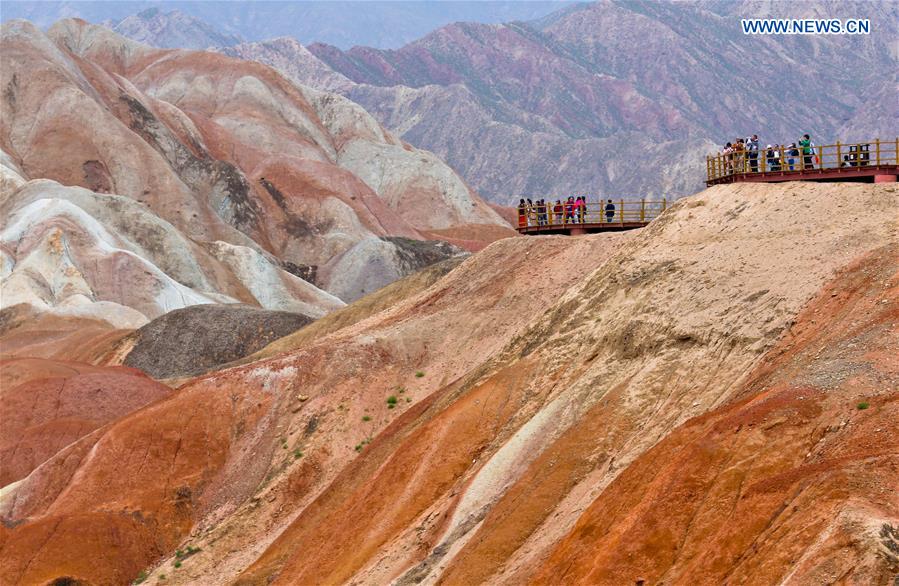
(765, 144, 781, 172)
(733, 139, 746, 173)
(747, 135, 759, 172)
(517, 199, 527, 228)
(605, 199, 616, 223)
(554, 200, 563, 224)
(723, 142, 734, 174)
(564, 197, 575, 224)
(787, 143, 799, 170)
(580, 197, 588, 223)
(799, 134, 814, 169)
(526, 198, 535, 226)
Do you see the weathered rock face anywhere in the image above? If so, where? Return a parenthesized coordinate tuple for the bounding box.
(122, 304, 314, 379)
(232, 1, 896, 203)
(0, 179, 344, 329)
(0, 18, 512, 332)
(1, 182, 895, 585)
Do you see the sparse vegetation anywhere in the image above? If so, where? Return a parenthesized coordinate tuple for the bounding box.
(172, 545, 201, 570)
(362, 415, 371, 422)
(133, 570, 148, 584)
(406, 397, 412, 403)
(293, 449, 303, 459)
(159, 575, 166, 581)
(386, 395, 398, 405)
(857, 401, 870, 410)
(355, 443, 363, 452)
(415, 371, 425, 378)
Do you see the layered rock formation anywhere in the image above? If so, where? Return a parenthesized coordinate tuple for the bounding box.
(229, 0, 896, 202)
(0, 18, 511, 351)
(1, 181, 895, 585)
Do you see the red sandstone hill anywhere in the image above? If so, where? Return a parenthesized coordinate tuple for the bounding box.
(1, 181, 896, 584)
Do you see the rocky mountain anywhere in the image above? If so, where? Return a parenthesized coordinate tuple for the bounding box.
(105, 7, 243, 49)
(0, 18, 511, 353)
(1, 181, 896, 585)
(0, 1, 572, 49)
(230, 0, 897, 202)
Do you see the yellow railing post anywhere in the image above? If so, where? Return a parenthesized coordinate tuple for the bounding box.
(836, 141, 841, 169)
(620, 199, 624, 224)
(641, 199, 645, 222)
(876, 138, 881, 166)
(662, 198, 666, 212)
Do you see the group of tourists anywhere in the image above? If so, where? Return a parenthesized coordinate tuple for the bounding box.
(517, 197, 617, 228)
(720, 134, 817, 175)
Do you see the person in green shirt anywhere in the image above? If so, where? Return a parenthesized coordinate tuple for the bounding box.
(799, 134, 815, 169)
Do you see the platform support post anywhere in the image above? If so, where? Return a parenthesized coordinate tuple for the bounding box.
(876, 138, 880, 166)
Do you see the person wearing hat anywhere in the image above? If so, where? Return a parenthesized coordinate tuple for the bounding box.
(765, 144, 776, 172)
(747, 134, 760, 172)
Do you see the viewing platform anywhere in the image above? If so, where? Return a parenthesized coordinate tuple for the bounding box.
(517, 199, 667, 235)
(707, 138, 898, 186)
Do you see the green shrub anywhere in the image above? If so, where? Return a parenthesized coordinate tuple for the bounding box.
(386, 395, 398, 405)
(415, 371, 425, 378)
(293, 449, 303, 459)
(857, 401, 870, 410)
(362, 415, 371, 422)
(133, 570, 148, 584)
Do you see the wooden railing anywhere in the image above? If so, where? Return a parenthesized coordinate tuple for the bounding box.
(707, 138, 899, 183)
(517, 198, 667, 229)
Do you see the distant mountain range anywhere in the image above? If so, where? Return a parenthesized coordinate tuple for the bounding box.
(0, 1, 573, 49)
(10, 1, 896, 202)
(103, 8, 243, 49)
(299, 1, 897, 201)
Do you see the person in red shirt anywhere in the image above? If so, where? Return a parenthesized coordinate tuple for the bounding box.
(564, 196, 575, 224)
